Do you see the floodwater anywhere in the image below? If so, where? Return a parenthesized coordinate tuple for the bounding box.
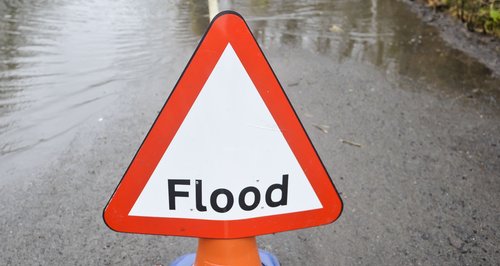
(0, 0, 498, 174)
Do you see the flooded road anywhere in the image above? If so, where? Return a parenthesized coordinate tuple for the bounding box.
(1, 0, 499, 265)
(1, 0, 498, 175)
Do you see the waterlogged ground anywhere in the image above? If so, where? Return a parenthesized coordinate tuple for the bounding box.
(1, 0, 499, 265)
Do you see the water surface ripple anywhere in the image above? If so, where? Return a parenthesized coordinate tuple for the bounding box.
(0, 0, 200, 166)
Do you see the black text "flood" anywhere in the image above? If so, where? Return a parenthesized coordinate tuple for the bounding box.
(167, 174, 289, 213)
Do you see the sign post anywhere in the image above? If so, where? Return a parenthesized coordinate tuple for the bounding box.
(103, 11, 342, 265)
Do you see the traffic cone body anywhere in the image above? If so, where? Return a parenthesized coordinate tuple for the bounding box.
(194, 237, 261, 266)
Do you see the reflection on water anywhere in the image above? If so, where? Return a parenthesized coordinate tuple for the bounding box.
(231, 0, 499, 98)
(0, 0, 498, 172)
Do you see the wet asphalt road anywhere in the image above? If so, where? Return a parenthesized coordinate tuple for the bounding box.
(1, 0, 499, 265)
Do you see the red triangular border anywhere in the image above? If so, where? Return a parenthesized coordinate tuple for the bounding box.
(103, 11, 342, 239)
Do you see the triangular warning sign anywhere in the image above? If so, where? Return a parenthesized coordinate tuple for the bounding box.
(104, 11, 342, 239)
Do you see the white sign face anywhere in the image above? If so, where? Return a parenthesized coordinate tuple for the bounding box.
(129, 44, 322, 220)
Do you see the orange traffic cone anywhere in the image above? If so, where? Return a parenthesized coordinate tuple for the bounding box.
(194, 237, 261, 266)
